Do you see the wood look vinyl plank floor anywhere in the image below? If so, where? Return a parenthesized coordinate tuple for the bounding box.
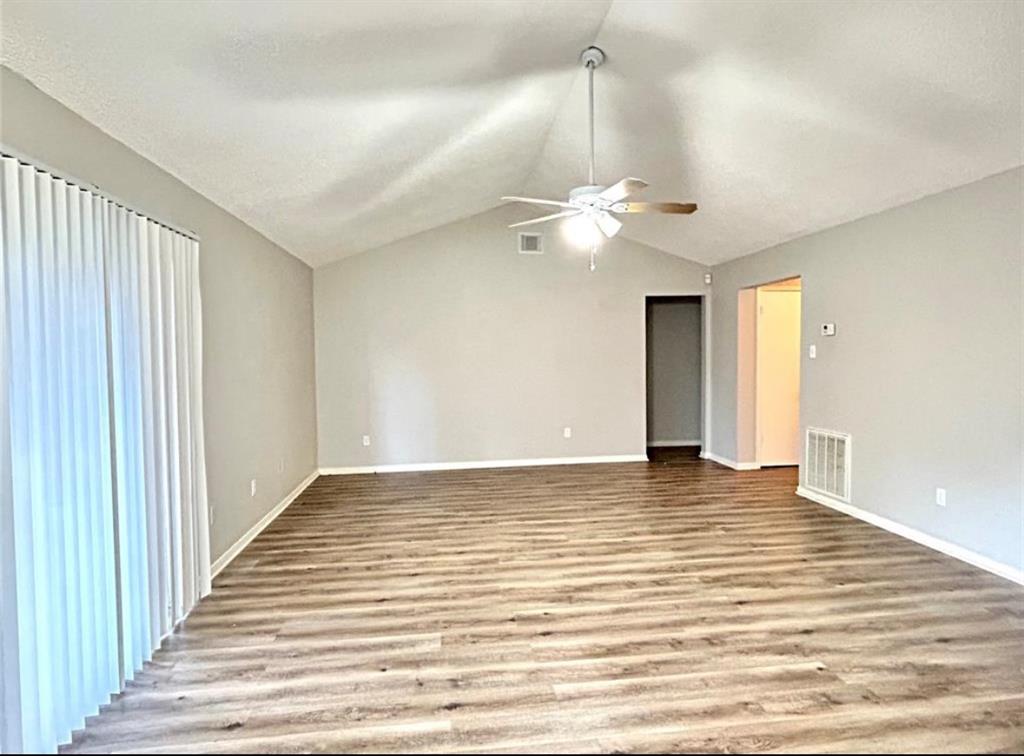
(62, 448, 1024, 753)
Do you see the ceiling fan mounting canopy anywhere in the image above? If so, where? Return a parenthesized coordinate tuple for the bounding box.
(500, 46, 697, 268)
(579, 46, 606, 69)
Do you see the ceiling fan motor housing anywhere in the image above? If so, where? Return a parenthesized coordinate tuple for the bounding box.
(569, 184, 606, 202)
(569, 185, 619, 217)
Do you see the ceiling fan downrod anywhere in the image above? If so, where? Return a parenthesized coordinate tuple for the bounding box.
(580, 46, 605, 187)
(581, 47, 605, 273)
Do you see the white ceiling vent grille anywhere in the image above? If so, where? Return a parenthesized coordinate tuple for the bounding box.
(804, 427, 851, 502)
(518, 231, 543, 255)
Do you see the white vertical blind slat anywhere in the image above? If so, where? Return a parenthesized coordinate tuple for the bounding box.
(62, 180, 89, 730)
(112, 206, 148, 677)
(138, 217, 161, 653)
(21, 165, 55, 751)
(0, 159, 14, 756)
(43, 177, 75, 741)
(0, 159, 20, 755)
(190, 237, 210, 599)
(165, 233, 184, 621)
(150, 224, 172, 638)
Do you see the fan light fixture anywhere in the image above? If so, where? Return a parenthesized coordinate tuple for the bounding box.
(501, 46, 697, 271)
(562, 213, 604, 249)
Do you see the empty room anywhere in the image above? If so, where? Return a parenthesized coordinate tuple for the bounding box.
(1, 0, 1022, 753)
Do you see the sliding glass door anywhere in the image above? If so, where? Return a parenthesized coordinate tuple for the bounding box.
(0, 155, 210, 753)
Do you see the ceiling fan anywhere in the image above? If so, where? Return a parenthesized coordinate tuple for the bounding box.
(501, 46, 697, 270)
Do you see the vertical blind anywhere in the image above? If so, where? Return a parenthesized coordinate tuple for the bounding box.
(0, 155, 210, 753)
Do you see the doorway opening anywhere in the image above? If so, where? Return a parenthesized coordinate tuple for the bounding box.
(645, 296, 704, 462)
(737, 277, 802, 467)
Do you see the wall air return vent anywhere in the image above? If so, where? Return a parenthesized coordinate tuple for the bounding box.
(518, 232, 543, 255)
(804, 427, 851, 502)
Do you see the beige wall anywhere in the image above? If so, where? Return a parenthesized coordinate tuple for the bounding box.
(709, 167, 1023, 572)
(646, 299, 702, 445)
(0, 67, 318, 561)
(315, 205, 709, 467)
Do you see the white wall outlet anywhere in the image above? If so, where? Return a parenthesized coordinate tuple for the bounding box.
(809, 344, 817, 359)
(821, 323, 836, 336)
(563, 426, 572, 439)
(703, 272, 712, 285)
(936, 487, 947, 507)
(362, 435, 371, 447)
(250, 478, 256, 498)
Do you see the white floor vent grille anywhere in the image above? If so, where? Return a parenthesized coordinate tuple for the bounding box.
(804, 427, 851, 501)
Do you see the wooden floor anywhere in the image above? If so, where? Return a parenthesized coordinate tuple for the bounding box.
(64, 448, 1024, 754)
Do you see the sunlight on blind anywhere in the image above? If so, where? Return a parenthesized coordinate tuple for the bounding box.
(0, 156, 210, 753)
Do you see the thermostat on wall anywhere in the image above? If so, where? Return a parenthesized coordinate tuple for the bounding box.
(821, 323, 836, 336)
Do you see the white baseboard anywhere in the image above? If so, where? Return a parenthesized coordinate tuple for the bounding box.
(795, 486, 1024, 586)
(319, 454, 648, 476)
(211, 469, 319, 577)
(699, 451, 761, 471)
(647, 439, 702, 447)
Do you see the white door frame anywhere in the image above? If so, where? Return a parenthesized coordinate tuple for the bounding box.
(641, 293, 710, 458)
(735, 276, 802, 468)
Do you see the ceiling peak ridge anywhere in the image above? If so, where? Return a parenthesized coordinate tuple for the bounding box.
(516, 0, 616, 198)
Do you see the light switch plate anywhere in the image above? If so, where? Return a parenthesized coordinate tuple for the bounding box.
(809, 344, 817, 359)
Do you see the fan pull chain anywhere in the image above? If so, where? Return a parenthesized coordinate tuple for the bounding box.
(590, 242, 597, 272)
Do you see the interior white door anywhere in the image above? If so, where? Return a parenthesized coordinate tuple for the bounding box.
(755, 288, 801, 465)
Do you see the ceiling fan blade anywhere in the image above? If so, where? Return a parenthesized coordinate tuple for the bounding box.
(501, 196, 575, 209)
(617, 202, 698, 215)
(595, 212, 622, 238)
(598, 177, 648, 203)
(508, 209, 581, 229)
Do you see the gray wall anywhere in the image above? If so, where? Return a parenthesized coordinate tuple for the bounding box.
(0, 67, 318, 561)
(315, 205, 709, 467)
(709, 168, 1023, 571)
(646, 299, 702, 444)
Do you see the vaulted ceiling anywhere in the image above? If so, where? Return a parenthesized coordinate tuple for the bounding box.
(2, 0, 1021, 267)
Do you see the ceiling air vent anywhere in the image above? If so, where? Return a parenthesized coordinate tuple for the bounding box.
(804, 427, 851, 502)
(518, 231, 543, 255)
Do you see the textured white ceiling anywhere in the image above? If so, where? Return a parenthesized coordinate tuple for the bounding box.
(2, 0, 1021, 267)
